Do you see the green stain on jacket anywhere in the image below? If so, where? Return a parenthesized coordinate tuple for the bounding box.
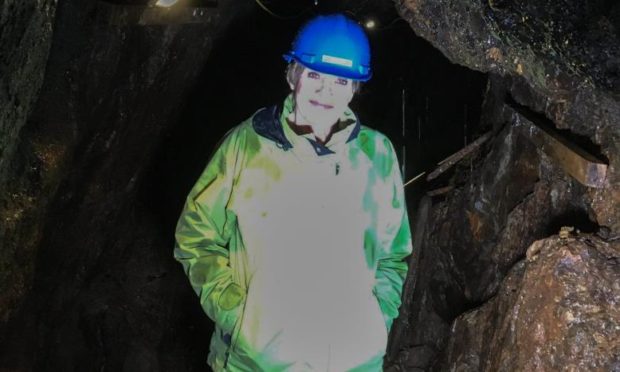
(363, 229, 378, 269)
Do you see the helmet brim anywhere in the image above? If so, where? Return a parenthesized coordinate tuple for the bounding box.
(283, 53, 372, 82)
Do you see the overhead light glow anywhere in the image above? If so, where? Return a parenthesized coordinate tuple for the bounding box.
(155, 0, 179, 7)
(364, 19, 376, 30)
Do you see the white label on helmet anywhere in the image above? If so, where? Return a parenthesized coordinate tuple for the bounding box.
(321, 55, 353, 67)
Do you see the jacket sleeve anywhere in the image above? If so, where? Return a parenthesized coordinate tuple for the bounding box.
(174, 128, 245, 335)
(373, 138, 413, 332)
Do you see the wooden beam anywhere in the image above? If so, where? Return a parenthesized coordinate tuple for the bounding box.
(426, 131, 492, 181)
(510, 105, 608, 188)
(427, 185, 454, 196)
(403, 171, 426, 187)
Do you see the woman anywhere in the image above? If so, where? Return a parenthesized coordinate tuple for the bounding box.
(174, 14, 413, 371)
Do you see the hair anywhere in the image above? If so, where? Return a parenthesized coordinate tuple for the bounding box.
(285, 61, 363, 93)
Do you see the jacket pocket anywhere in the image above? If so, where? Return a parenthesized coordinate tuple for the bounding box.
(232, 301, 247, 350)
(216, 282, 246, 338)
(223, 293, 248, 369)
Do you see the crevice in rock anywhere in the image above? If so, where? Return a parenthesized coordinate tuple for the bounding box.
(506, 94, 609, 163)
(545, 209, 601, 235)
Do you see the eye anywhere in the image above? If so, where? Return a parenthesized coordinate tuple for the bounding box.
(307, 71, 320, 79)
(335, 78, 349, 86)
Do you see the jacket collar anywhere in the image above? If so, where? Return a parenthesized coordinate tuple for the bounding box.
(252, 104, 293, 151)
(252, 95, 361, 156)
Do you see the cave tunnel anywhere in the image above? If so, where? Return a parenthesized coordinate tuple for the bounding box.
(1, 0, 619, 371)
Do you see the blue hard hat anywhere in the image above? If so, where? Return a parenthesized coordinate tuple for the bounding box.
(284, 14, 372, 81)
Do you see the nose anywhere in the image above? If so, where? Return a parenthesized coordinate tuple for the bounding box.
(315, 77, 334, 95)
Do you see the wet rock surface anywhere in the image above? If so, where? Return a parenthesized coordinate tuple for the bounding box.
(388, 0, 620, 370)
(389, 110, 601, 369)
(0, 0, 255, 369)
(396, 0, 620, 233)
(439, 236, 620, 371)
(0, 0, 56, 179)
(0, 0, 57, 323)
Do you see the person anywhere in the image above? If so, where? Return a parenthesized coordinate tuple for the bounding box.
(174, 13, 413, 372)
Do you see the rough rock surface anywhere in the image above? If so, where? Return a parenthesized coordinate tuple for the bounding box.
(396, 0, 620, 232)
(389, 106, 600, 369)
(0, 0, 57, 322)
(0, 0, 254, 369)
(439, 236, 620, 371)
(0, 0, 56, 180)
(389, 0, 620, 370)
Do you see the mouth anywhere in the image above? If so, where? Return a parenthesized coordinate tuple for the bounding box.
(309, 100, 334, 109)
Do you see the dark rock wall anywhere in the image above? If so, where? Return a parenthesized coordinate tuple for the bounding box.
(0, 0, 254, 370)
(0, 0, 56, 179)
(0, 0, 57, 323)
(391, 101, 601, 370)
(396, 0, 619, 231)
(391, 0, 620, 370)
(440, 236, 620, 371)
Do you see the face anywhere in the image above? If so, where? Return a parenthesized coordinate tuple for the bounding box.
(289, 67, 355, 129)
